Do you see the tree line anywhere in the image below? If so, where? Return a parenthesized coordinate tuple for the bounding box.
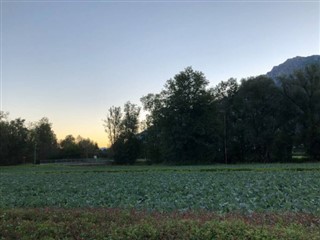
(1, 64, 319, 165)
(0, 115, 99, 165)
(105, 64, 320, 164)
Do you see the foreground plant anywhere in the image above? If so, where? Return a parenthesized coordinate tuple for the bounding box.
(1, 208, 319, 240)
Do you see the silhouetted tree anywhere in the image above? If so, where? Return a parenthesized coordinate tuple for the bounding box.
(142, 67, 218, 163)
(212, 78, 239, 163)
(59, 135, 80, 159)
(58, 135, 99, 159)
(103, 106, 122, 151)
(29, 118, 58, 163)
(77, 136, 99, 158)
(0, 112, 29, 165)
(103, 102, 141, 164)
(231, 76, 292, 162)
(280, 64, 320, 160)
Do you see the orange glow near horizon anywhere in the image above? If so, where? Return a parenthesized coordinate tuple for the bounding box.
(54, 123, 110, 148)
(56, 131, 110, 148)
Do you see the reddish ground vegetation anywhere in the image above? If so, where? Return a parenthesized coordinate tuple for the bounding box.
(1, 208, 319, 239)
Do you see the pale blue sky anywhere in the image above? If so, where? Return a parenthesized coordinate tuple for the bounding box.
(1, 0, 319, 146)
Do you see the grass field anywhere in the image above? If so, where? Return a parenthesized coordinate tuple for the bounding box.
(1, 163, 320, 239)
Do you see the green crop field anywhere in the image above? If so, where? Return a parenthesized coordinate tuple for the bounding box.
(1, 164, 320, 212)
(1, 163, 320, 239)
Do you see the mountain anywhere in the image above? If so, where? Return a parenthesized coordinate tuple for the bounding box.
(266, 55, 320, 83)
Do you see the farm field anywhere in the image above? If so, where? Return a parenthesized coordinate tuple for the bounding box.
(1, 163, 320, 239)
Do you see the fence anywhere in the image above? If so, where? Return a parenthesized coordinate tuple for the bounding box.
(40, 158, 112, 165)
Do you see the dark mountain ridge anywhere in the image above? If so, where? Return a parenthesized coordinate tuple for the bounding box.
(266, 55, 320, 82)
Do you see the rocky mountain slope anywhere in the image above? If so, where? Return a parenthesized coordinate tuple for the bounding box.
(266, 55, 320, 82)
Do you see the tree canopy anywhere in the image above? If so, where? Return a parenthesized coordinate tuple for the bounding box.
(140, 65, 320, 164)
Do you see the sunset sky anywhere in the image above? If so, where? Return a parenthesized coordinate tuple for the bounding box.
(1, 0, 319, 147)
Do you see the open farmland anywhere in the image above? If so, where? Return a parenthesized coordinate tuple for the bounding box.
(1, 164, 320, 212)
(1, 163, 320, 239)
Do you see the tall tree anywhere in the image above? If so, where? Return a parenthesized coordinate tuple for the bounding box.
(103, 102, 141, 164)
(59, 135, 80, 159)
(212, 78, 239, 163)
(0, 112, 29, 165)
(280, 64, 320, 160)
(232, 76, 291, 162)
(140, 94, 164, 163)
(29, 118, 58, 163)
(103, 106, 122, 149)
(142, 67, 217, 163)
(77, 136, 99, 159)
(122, 102, 140, 136)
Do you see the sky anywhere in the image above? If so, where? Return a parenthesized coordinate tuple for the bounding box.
(1, 0, 319, 147)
